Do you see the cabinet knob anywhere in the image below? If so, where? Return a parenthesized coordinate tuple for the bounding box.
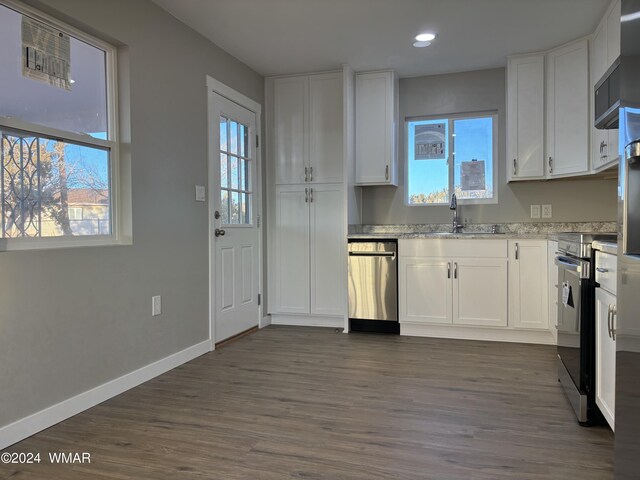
(385, 165, 389, 181)
(513, 159, 517, 175)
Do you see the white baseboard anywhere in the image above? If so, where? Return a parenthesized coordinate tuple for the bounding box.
(401, 323, 556, 345)
(0, 340, 210, 450)
(271, 314, 344, 328)
(260, 315, 272, 328)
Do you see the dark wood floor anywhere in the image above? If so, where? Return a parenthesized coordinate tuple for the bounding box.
(2, 326, 613, 479)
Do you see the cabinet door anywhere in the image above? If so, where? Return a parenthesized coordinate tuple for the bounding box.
(596, 287, 616, 430)
(548, 240, 559, 342)
(310, 184, 345, 315)
(592, 21, 611, 171)
(355, 71, 397, 185)
(273, 185, 310, 314)
(399, 258, 452, 324)
(453, 258, 508, 327)
(507, 55, 545, 180)
(274, 76, 308, 184)
(508, 240, 549, 330)
(309, 73, 343, 184)
(606, 0, 621, 67)
(546, 39, 590, 177)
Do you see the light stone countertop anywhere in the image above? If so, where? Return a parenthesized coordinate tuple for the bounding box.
(347, 232, 551, 240)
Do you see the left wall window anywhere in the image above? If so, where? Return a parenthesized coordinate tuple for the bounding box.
(0, 0, 118, 246)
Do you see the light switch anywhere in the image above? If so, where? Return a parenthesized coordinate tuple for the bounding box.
(530, 205, 541, 219)
(542, 204, 553, 219)
(195, 185, 206, 202)
(152, 295, 162, 316)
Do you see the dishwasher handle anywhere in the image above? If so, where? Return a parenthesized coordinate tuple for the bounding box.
(348, 251, 396, 258)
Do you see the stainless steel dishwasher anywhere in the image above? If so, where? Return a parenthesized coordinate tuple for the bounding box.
(348, 241, 399, 333)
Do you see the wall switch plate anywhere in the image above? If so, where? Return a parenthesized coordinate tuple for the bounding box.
(530, 205, 541, 219)
(152, 295, 162, 316)
(195, 185, 206, 202)
(542, 204, 553, 219)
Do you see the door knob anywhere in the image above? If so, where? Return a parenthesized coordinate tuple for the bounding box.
(215, 228, 226, 237)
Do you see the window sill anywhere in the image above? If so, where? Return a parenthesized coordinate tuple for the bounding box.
(0, 235, 132, 252)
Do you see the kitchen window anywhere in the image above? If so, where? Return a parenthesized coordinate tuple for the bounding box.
(0, 0, 121, 249)
(406, 113, 497, 205)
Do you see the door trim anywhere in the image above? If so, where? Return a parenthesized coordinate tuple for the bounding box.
(207, 76, 264, 350)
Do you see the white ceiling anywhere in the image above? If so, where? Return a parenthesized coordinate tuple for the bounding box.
(152, 0, 610, 78)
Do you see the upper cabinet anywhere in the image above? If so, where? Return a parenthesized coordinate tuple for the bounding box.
(546, 39, 590, 178)
(507, 54, 546, 181)
(355, 70, 398, 186)
(606, 0, 621, 67)
(273, 72, 343, 185)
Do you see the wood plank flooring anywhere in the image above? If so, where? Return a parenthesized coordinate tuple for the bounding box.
(1, 326, 613, 479)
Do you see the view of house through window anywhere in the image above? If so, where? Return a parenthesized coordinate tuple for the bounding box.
(219, 115, 252, 225)
(406, 114, 496, 205)
(0, 2, 116, 241)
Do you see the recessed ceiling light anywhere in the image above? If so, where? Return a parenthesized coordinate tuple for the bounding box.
(413, 41, 432, 48)
(415, 33, 436, 42)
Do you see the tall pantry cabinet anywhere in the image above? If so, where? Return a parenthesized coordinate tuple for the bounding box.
(266, 71, 347, 327)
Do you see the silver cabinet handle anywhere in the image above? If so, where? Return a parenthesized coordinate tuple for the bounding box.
(454, 262, 458, 279)
(515, 242, 519, 260)
(304, 167, 309, 182)
(310, 187, 314, 203)
(447, 262, 451, 279)
(309, 167, 313, 182)
(596, 267, 608, 273)
(214, 228, 226, 237)
(548, 156, 553, 174)
(305, 187, 309, 203)
(513, 158, 517, 175)
(612, 305, 617, 340)
(385, 165, 389, 181)
(607, 304, 613, 338)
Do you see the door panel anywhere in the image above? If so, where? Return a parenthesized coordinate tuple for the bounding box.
(274, 185, 310, 314)
(274, 76, 308, 184)
(399, 258, 452, 324)
(596, 288, 616, 430)
(508, 240, 549, 330)
(210, 93, 260, 342)
(309, 73, 343, 184)
(310, 184, 345, 315)
(454, 258, 507, 327)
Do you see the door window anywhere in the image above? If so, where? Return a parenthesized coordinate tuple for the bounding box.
(219, 116, 251, 225)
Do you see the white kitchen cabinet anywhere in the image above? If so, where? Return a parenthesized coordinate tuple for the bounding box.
(454, 258, 508, 327)
(273, 185, 310, 313)
(400, 258, 453, 325)
(310, 184, 345, 315)
(355, 70, 398, 186)
(548, 240, 559, 342)
(507, 54, 546, 181)
(546, 38, 590, 177)
(596, 287, 616, 430)
(272, 184, 345, 317)
(399, 240, 507, 328)
(606, 0, 621, 67)
(508, 240, 549, 330)
(273, 72, 343, 185)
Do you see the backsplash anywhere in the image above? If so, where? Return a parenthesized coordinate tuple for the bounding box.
(349, 222, 618, 235)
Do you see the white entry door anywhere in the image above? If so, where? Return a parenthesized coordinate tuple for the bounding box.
(210, 92, 259, 343)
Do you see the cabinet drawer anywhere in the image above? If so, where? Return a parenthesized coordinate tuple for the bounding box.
(595, 251, 617, 294)
(399, 239, 508, 258)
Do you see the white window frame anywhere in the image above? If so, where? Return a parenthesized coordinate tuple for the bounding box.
(405, 111, 498, 206)
(0, 0, 123, 251)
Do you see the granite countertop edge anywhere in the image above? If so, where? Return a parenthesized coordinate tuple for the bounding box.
(348, 233, 554, 240)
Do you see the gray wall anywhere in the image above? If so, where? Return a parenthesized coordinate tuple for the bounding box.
(361, 68, 618, 225)
(0, 0, 264, 427)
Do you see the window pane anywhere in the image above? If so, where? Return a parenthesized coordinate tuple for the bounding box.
(453, 117, 493, 200)
(230, 155, 239, 190)
(219, 117, 228, 152)
(240, 158, 250, 192)
(241, 193, 251, 224)
(239, 124, 246, 157)
(1, 132, 111, 238)
(220, 190, 229, 224)
(220, 153, 228, 188)
(407, 119, 449, 205)
(230, 191, 239, 224)
(0, 5, 109, 139)
(229, 120, 238, 155)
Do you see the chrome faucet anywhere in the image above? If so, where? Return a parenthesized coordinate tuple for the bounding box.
(449, 193, 464, 233)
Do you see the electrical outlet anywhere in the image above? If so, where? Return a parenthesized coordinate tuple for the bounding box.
(195, 185, 206, 202)
(152, 295, 162, 316)
(530, 205, 541, 219)
(542, 204, 553, 219)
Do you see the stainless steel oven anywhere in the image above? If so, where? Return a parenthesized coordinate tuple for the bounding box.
(555, 233, 615, 424)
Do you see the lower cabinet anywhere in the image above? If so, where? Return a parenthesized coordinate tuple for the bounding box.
(271, 184, 345, 318)
(399, 240, 508, 328)
(595, 287, 616, 430)
(508, 240, 549, 330)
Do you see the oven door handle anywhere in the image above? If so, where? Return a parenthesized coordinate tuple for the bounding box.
(554, 257, 580, 271)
